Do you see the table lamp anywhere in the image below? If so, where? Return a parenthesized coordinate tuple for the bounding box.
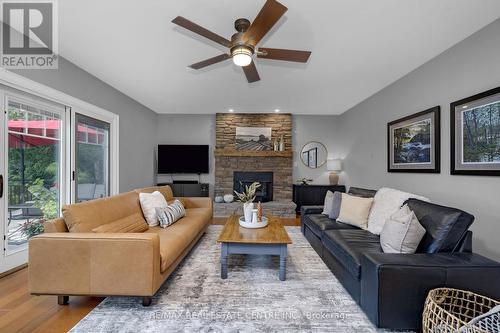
(327, 159, 342, 185)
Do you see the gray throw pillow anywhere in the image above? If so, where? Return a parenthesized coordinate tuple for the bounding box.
(380, 204, 426, 254)
(328, 191, 343, 220)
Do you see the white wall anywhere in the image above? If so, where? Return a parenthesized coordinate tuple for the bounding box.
(337, 18, 500, 261)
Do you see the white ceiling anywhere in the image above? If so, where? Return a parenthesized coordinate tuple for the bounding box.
(58, 0, 500, 115)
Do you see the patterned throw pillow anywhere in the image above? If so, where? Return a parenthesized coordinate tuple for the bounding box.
(156, 200, 186, 228)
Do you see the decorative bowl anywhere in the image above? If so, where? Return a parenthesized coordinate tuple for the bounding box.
(223, 194, 234, 203)
(214, 196, 224, 203)
(239, 216, 268, 229)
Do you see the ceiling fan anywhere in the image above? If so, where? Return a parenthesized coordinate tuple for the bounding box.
(172, 0, 311, 83)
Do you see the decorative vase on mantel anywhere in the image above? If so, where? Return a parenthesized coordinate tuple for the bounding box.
(279, 134, 284, 151)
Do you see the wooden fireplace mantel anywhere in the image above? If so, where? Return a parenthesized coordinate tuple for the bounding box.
(214, 149, 293, 158)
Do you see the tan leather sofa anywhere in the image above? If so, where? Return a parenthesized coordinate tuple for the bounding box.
(28, 185, 212, 306)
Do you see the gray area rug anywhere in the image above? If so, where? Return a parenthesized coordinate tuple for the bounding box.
(71, 226, 410, 333)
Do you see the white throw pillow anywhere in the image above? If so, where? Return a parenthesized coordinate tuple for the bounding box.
(139, 191, 168, 226)
(337, 193, 374, 229)
(321, 190, 334, 215)
(367, 187, 430, 235)
(380, 204, 426, 254)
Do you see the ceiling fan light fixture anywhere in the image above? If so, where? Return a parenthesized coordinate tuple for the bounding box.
(232, 46, 253, 67)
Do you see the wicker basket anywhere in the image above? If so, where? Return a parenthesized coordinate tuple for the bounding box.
(423, 288, 500, 333)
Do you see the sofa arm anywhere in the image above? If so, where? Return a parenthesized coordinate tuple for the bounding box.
(29, 233, 160, 297)
(44, 217, 68, 233)
(300, 205, 324, 215)
(360, 252, 500, 329)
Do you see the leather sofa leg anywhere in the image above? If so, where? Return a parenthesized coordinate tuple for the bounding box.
(58, 295, 69, 305)
(142, 296, 152, 306)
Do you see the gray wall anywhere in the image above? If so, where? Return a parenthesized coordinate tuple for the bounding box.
(293, 115, 342, 184)
(337, 19, 500, 260)
(11, 57, 158, 191)
(155, 114, 342, 195)
(156, 114, 216, 195)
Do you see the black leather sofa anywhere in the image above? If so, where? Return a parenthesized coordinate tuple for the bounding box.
(301, 187, 500, 330)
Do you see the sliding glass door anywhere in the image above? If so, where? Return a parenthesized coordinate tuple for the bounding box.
(0, 84, 118, 274)
(1, 91, 66, 270)
(74, 113, 110, 203)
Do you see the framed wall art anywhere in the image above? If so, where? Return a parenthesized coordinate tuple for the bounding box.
(387, 106, 440, 173)
(451, 86, 500, 176)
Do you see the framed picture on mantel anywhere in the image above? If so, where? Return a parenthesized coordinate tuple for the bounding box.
(387, 106, 441, 173)
(451, 86, 500, 176)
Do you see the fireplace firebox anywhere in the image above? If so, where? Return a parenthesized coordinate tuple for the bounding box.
(233, 171, 273, 202)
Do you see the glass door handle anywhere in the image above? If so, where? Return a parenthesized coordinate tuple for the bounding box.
(0, 174, 3, 198)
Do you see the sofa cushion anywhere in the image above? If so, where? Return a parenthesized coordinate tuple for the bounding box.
(380, 204, 426, 254)
(328, 191, 343, 220)
(322, 229, 382, 279)
(337, 193, 374, 230)
(367, 187, 430, 235)
(135, 185, 174, 201)
(156, 199, 186, 228)
(405, 199, 475, 253)
(139, 191, 169, 226)
(92, 213, 148, 233)
(321, 190, 334, 215)
(146, 207, 210, 273)
(348, 187, 377, 198)
(303, 214, 357, 238)
(62, 191, 142, 232)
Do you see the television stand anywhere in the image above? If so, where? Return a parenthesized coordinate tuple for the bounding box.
(157, 182, 209, 197)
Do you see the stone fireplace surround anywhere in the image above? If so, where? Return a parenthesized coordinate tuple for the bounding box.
(214, 113, 296, 218)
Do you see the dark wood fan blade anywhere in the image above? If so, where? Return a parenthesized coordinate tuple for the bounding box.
(172, 16, 231, 48)
(258, 47, 311, 62)
(188, 54, 231, 69)
(242, 0, 287, 47)
(242, 61, 260, 83)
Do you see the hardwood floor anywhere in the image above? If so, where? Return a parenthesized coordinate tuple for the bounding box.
(0, 217, 301, 333)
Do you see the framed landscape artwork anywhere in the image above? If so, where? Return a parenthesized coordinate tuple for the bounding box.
(451, 86, 500, 176)
(235, 127, 272, 151)
(387, 106, 440, 173)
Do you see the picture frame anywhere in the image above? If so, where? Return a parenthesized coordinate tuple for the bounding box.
(235, 127, 272, 151)
(451, 86, 500, 176)
(387, 106, 440, 173)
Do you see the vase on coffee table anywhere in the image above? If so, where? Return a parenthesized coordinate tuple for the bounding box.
(243, 202, 254, 223)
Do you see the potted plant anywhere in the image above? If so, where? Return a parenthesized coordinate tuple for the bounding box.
(21, 219, 45, 239)
(234, 182, 261, 223)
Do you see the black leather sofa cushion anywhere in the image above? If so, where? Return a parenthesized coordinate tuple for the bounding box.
(322, 230, 382, 279)
(303, 214, 357, 238)
(405, 199, 475, 253)
(348, 187, 377, 198)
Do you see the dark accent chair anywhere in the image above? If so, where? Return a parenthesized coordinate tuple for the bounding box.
(301, 187, 500, 330)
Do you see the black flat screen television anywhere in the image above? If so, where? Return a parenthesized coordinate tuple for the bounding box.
(157, 145, 209, 174)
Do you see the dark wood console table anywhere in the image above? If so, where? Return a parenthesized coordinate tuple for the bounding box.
(292, 184, 346, 213)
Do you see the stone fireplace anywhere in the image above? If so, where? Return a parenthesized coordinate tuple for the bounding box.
(214, 113, 296, 218)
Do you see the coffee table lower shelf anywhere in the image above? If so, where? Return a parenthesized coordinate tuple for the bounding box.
(220, 242, 288, 281)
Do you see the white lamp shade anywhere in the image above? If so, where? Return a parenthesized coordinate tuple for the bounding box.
(327, 159, 342, 171)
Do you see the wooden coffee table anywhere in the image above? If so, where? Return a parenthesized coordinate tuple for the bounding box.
(217, 215, 292, 281)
